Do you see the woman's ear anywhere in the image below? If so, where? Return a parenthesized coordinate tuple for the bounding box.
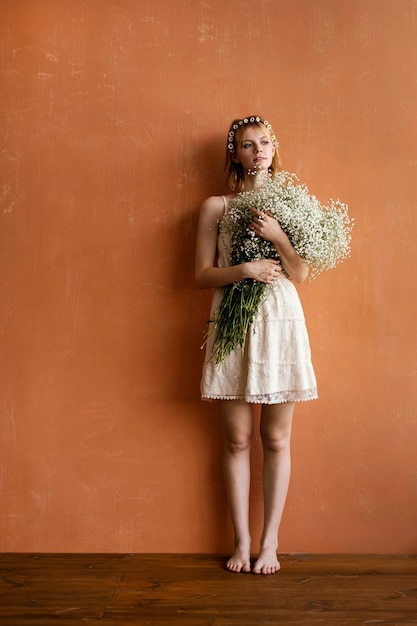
(231, 153, 240, 163)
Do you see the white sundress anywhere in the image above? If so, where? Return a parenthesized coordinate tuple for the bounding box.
(200, 196, 318, 405)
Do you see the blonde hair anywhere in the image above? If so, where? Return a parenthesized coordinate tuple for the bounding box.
(224, 116, 282, 192)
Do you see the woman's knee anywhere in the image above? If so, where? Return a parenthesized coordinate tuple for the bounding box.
(221, 401, 253, 454)
(260, 403, 294, 452)
(224, 430, 252, 454)
(260, 428, 291, 453)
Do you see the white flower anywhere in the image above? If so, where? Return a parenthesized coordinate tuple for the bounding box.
(220, 171, 353, 280)
(207, 171, 354, 363)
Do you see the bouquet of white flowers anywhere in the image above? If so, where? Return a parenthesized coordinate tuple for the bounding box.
(206, 171, 354, 364)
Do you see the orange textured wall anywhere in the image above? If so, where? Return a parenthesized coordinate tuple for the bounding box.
(1, 0, 416, 553)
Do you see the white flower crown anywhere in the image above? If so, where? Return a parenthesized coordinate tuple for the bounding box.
(227, 116, 278, 153)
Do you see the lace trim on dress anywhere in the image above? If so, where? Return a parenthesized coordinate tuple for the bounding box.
(202, 388, 318, 405)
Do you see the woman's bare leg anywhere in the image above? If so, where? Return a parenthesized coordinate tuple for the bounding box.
(220, 400, 253, 573)
(253, 402, 294, 575)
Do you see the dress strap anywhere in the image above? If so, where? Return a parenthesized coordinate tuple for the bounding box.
(221, 195, 227, 212)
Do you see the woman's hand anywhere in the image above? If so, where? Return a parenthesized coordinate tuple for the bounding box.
(249, 207, 309, 283)
(250, 207, 283, 243)
(245, 258, 282, 284)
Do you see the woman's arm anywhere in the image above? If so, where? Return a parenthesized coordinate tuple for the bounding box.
(195, 197, 282, 289)
(250, 208, 309, 283)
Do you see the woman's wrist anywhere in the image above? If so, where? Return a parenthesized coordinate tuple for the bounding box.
(238, 262, 251, 280)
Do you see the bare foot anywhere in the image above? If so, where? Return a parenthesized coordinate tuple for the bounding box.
(252, 547, 280, 575)
(226, 546, 251, 573)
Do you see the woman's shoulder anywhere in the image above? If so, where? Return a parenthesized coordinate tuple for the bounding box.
(200, 193, 236, 213)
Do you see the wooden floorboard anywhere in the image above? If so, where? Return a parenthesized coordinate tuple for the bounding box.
(0, 553, 416, 625)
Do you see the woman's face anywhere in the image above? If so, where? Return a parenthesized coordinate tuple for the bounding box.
(233, 125, 275, 173)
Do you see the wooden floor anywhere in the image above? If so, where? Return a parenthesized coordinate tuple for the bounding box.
(0, 553, 416, 625)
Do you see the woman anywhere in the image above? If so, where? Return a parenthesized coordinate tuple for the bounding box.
(195, 116, 317, 574)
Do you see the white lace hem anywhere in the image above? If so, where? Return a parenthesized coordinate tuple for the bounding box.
(201, 388, 318, 405)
